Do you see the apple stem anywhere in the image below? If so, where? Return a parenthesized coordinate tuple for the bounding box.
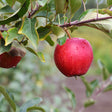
(64, 27, 71, 39)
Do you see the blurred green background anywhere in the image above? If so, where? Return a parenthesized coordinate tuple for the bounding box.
(0, 0, 112, 111)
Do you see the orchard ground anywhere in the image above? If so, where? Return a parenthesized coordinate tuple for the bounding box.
(42, 75, 112, 112)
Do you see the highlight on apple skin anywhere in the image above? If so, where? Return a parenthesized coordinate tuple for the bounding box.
(54, 38, 93, 77)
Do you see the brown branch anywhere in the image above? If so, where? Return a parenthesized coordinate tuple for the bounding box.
(0, 26, 8, 32)
(28, 3, 41, 18)
(59, 16, 112, 27)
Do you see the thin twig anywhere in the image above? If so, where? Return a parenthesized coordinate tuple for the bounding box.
(82, 0, 86, 11)
(59, 16, 112, 27)
(30, 0, 33, 12)
(96, 0, 99, 19)
(92, 79, 112, 100)
(0, 26, 8, 31)
(79, 78, 112, 112)
(28, 3, 41, 18)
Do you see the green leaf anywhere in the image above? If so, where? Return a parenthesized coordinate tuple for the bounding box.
(57, 35, 67, 45)
(26, 47, 45, 62)
(6, 0, 26, 6)
(104, 85, 112, 92)
(20, 97, 42, 112)
(45, 36, 54, 46)
(81, 11, 112, 39)
(98, 9, 112, 16)
(0, 5, 15, 14)
(15, 21, 22, 29)
(69, 25, 78, 32)
(55, 0, 66, 14)
(83, 0, 87, 3)
(0, 0, 3, 4)
(38, 0, 48, 6)
(98, 60, 110, 80)
(0, 95, 4, 102)
(17, 0, 26, 4)
(0, 85, 16, 112)
(86, 79, 99, 97)
(6, 0, 16, 6)
(53, 108, 60, 112)
(37, 25, 54, 46)
(78, 9, 95, 20)
(1, 31, 7, 40)
(6, 89, 15, 101)
(6, 27, 22, 46)
(0, 38, 12, 54)
(34, 4, 48, 18)
(84, 99, 95, 108)
(37, 52, 45, 62)
(27, 106, 45, 112)
(0, 0, 30, 25)
(81, 77, 98, 97)
(37, 25, 52, 40)
(19, 18, 39, 49)
(64, 87, 76, 109)
(90, 80, 99, 89)
(81, 76, 92, 93)
(51, 25, 65, 38)
(107, 0, 112, 6)
(35, 10, 47, 18)
(68, 0, 81, 18)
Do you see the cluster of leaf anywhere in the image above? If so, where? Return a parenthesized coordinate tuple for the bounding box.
(0, 0, 112, 62)
(0, 85, 45, 112)
(0, 0, 83, 62)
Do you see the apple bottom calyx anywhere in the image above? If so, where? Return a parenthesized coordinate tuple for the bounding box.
(54, 38, 93, 77)
(0, 47, 26, 68)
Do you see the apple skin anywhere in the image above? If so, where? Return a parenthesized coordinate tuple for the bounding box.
(0, 47, 26, 68)
(0, 52, 22, 68)
(54, 38, 93, 77)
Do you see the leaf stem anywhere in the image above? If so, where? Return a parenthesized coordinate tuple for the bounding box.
(27, 106, 45, 112)
(0, 85, 16, 112)
(64, 27, 71, 39)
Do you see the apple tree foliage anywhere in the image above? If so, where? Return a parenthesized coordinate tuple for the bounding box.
(0, 0, 112, 111)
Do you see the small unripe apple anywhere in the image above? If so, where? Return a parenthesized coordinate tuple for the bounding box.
(54, 38, 93, 77)
(0, 47, 26, 68)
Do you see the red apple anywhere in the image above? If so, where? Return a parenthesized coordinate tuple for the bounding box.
(54, 38, 93, 77)
(0, 47, 26, 68)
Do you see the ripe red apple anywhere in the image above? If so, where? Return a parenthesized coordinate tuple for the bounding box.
(0, 47, 26, 68)
(54, 38, 93, 77)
